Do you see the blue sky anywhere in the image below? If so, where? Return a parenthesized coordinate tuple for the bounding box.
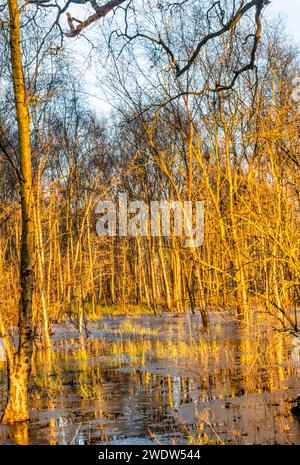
(270, 0, 300, 44)
(72, 0, 300, 113)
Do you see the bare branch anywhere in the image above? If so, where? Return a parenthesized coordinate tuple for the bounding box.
(65, 0, 127, 37)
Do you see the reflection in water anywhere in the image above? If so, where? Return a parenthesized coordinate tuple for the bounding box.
(6, 422, 29, 445)
(0, 312, 299, 444)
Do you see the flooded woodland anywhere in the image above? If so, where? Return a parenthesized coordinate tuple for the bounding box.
(1, 0, 300, 448)
(1, 311, 299, 445)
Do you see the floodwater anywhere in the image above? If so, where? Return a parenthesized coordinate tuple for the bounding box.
(0, 312, 299, 445)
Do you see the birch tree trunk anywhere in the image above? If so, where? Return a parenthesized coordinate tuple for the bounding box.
(1, 0, 34, 424)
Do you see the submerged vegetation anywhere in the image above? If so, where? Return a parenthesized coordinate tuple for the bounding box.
(1, 311, 299, 444)
(0, 0, 299, 444)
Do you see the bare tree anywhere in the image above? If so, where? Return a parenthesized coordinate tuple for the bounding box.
(0, 0, 273, 424)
